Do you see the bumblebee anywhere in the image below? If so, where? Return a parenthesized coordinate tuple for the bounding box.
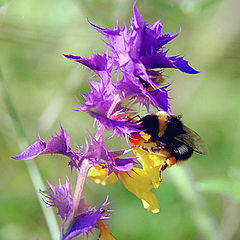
(132, 111, 208, 174)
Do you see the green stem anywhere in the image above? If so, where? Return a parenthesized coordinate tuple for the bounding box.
(0, 69, 59, 240)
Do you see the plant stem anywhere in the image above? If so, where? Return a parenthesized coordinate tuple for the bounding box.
(0, 70, 60, 240)
(60, 220, 66, 240)
(72, 159, 90, 217)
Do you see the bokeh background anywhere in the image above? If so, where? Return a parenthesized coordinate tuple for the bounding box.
(1, 0, 240, 239)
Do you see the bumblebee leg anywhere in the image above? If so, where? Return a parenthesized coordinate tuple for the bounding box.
(159, 161, 168, 172)
(159, 156, 177, 181)
(159, 161, 168, 181)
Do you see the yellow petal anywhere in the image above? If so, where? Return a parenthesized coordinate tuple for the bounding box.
(132, 147, 166, 188)
(119, 168, 160, 213)
(87, 166, 118, 185)
(130, 132, 172, 188)
(131, 132, 169, 168)
(141, 194, 160, 213)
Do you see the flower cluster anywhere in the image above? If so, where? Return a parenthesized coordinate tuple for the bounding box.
(13, 3, 199, 239)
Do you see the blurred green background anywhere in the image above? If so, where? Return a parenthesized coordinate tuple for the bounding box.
(1, 0, 240, 239)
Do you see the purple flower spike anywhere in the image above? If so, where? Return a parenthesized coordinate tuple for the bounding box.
(41, 178, 112, 240)
(64, 197, 111, 240)
(41, 177, 73, 221)
(81, 2, 198, 115)
(13, 125, 79, 166)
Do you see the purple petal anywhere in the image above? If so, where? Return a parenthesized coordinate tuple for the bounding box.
(64, 53, 112, 80)
(64, 213, 98, 240)
(12, 126, 80, 166)
(45, 127, 68, 153)
(141, 52, 199, 74)
(88, 20, 132, 68)
(169, 56, 199, 74)
(145, 87, 172, 114)
(88, 110, 139, 137)
(13, 138, 46, 160)
(113, 158, 137, 172)
(132, 1, 144, 29)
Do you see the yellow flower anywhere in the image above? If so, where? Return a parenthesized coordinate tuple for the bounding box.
(87, 166, 118, 185)
(119, 168, 160, 213)
(87, 132, 177, 214)
(130, 132, 171, 188)
(88, 166, 160, 213)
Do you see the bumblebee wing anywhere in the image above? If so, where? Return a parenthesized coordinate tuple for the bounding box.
(174, 125, 208, 155)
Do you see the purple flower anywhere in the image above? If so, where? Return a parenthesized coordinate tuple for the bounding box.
(64, 197, 111, 240)
(65, 3, 198, 115)
(80, 134, 137, 179)
(42, 178, 90, 220)
(13, 125, 79, 167)
(89, 2, 198, 75)
(65, 54, 136, 136)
